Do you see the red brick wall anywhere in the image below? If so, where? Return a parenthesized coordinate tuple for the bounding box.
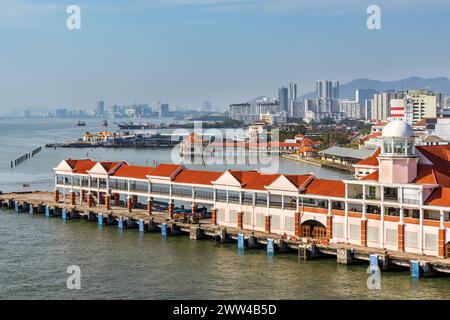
(147, 200, 153, 215)
(438, 228, 446, 257)
(361, 219, 367, 247)
(326, 215, 333, 240)
(237, 212, 243, 229)
(54, 189, 60, 203)
(398, 224, 405, 252)
(127, 198, 132, 213)
(211, 208, 217, 225)
(265, 215, 271, 233)
(294, 212, 301, 237)
(104, 195, 110, 210)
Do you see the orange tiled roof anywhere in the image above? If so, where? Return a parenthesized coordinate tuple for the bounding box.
(303, 179, 345, 197)
(67, 159, 97, 174)
(361, 170, 379, 181)
(416, 145, 450, 188)
(112, 165, 155, 180)
(425, 188, 450, 206)
(148, 164, 184, 177)
(284, 174, 313, 188)
(356, 148, 380, 166)
(228, 170, 280, 190)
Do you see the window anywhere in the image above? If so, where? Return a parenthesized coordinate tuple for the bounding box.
(349, 224, 361, 241)
(284, 216, 294, 231)
(368, 226, 379, 242)
(386, 229, 398, 246)
(333, 222, 344, 238)
(405, 231, 418, 248)
(229, 210, 238, 223)
(425, 234, 438, 251)
(271, 215, 280, 229)
(243, 211, 252, 225)
(256, 213, 265, 227)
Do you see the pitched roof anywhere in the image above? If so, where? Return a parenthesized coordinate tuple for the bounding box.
(361, 170, 379, 181)
(425, 188, 450, 206)
(416, 145, 450, 187)
(148, 164, 184, 178)
(112, 165, 155, 180)
(303, 179, 345, 198)
(228, 170, 280, 190)
(356, 148, 381, 166)
(284, 174, 313, 189)
(67, 159, 97, 174)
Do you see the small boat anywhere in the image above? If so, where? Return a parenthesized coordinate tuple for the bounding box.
(75, 121, 86, 127)
(102, 120, 108, 127)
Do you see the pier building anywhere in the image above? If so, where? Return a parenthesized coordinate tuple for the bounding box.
(53, 121, 450, 258)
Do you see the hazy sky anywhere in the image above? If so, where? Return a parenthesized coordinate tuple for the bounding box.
(1, 0, 450, 113)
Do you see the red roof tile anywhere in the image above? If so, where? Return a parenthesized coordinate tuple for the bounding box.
(361, 170, 379, 181)
(356, 148, 380, 166)
(303, 179, 345, 197)
(425, 188, 450, 206)
(148, 164, 184, 178)
(67, 159, 97, 174)
(113, 165, 155, 180)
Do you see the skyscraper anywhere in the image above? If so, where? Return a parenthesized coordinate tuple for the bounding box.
(355, 89, 377, 119)
(316, 80, 339, 99)
(278, 87, 289, 113)
(289, 83, 298, 118)
(96, 100, 105, 116)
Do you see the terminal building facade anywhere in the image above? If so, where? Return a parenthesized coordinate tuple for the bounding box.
(54, 121, 450, 258)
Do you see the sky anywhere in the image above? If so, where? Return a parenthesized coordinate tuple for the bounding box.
(1, 0, 450, 113)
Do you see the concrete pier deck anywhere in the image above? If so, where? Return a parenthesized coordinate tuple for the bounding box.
(1, 191, 450, 278)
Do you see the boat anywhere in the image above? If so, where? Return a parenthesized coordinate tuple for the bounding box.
(114, 121, 153, 130)
(75, 121, 86, 127)
(102, 120, 108, 127)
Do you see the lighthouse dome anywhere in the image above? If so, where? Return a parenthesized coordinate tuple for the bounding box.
(382, 120, 414, 138)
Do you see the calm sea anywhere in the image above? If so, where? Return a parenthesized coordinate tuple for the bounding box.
(0, 118, 449, 299)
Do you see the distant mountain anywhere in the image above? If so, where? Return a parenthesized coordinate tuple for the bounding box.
(303, 76, 450, 99)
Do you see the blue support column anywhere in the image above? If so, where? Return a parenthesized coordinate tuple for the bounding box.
(411, 260, 420, 279)
(62, 208, 67, 221)
(369, 254, 379, 271)
(161, 223, 167, 236)
(98, 213, 103, 226)
(118, 217, 124, 229)
(14, 201, 19, 213)
(45, 205, 50, 217)
(139, 219, 144, 232)
(237, 234, 245, 250)
(267, 238, 274, 255)
(29, 204, 34, 214)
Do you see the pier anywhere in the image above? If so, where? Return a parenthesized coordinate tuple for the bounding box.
(1, 191, 449, 279)
(10, 146, 42, 168)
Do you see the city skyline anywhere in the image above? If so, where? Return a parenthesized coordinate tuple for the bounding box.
(1, 0, 450, 113)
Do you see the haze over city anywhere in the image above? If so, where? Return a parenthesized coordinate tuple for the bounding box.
(1, 0, 450, 112)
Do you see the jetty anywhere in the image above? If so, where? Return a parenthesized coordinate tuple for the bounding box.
(1, 191, 449, 279)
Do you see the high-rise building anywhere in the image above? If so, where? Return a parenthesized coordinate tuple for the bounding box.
(372, 91, 405, 121)
(332, 81, 340, 99)
(406, 90, 444, 124)
(96, 100, 105, 116)
(355, 89, 377, 119)
(158, 103, 170, 118)
(278, 87, 289, 113)
(316, 80, 339, 99)
(288, 83, 298, 117)
(202, 101, 212, 112)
